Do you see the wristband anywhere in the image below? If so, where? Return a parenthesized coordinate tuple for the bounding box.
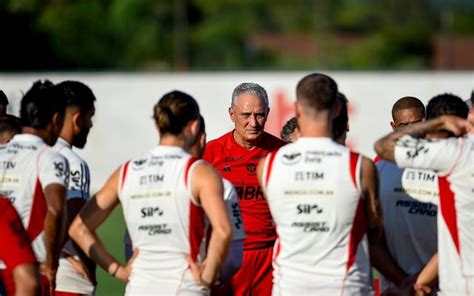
(110, 263, 120, 277)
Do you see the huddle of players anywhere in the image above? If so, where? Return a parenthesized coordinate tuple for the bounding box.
(0, 73, 472, 296)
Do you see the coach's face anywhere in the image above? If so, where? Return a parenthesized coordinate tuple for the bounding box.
(229, 93, 269, 145)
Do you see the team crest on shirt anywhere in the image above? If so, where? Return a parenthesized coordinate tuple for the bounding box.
(247, 163, 257, 174)
(281, 152, 302, 165)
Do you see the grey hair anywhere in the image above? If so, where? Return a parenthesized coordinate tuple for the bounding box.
(231, 83, 269, 109)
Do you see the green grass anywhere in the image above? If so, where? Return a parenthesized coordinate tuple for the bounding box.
(95, 205, 126, 295)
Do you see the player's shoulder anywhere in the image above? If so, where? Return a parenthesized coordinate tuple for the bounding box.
(56, 145, 87, 168)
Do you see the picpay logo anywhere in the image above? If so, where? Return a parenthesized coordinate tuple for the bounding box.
(141, 207, 164, 218)
(282, 152, 301, 165)
(297, 204, 323, 214)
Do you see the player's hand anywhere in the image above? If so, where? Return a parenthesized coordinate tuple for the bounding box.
(184, 254, 211, 288)
(114, 248, 139, 282)
(413, 283, 431, 296)
(440, 115, 472, 136)
(40, 263, 57, 296)
(66, 256, 95, 283)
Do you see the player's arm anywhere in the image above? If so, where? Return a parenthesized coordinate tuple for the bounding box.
(0, 199, 40, 296)
(188, 162, 232, 287)
(42, 183, 67, 291)
(414, 253, 438, 296)
(69, 167, 137, 282)
(361, 157, 408, 287)
(12, 264, 40, 296)
(374, 115, 471, 162)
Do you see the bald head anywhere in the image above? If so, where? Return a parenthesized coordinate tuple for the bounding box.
(390, 96, 425, 130)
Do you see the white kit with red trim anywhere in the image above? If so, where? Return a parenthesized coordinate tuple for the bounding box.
(375, 159, 438, 292)
(395, 135, 474, 295)
(53, 137, 95, 294)
(118, 146, 209, 295)
(0, 134, 69, 267)
(262, 137, 373, 296)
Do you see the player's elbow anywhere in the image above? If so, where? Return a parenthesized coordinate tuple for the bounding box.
(374, 139, 384, 156)
(214, 222, 233, 246)
(68, 217, 86, 244)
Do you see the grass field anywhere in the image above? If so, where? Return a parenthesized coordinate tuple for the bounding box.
(95, 205, 126, 295)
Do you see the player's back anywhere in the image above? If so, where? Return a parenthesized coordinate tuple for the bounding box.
(118, 145, 208, 295)
(436, 138, 474, 295)
(395, 135, 474, 295)
(0, 134, 68, 263)
(376, 160, 438, 290)
(263, 137, 372, 295)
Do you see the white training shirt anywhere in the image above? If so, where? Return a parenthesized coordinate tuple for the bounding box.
(0, 134, 68, 266)
(262, 137, 373, 296)
(395, 135, 474, 295)
(118, 146, 209, 296)
(376, 159, 438, 291)
(53, 137, 94, 294)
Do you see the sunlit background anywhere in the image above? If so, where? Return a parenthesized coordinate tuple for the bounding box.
(1, 1, 473, 295)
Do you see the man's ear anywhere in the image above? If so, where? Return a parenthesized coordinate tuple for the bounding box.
(390, 121, 396, 131)
(295, 101, 301, 118)
(189, 119, 200, 136)
(229, 107, 235, 123)
(72, 112, 82, 133)
(52, 112, 64, 129)
(330, 99, 342, 120)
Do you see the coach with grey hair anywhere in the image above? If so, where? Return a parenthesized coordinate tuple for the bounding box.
(203, 83, 286, 295)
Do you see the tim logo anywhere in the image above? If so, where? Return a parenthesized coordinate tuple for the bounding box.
(247, 163, 257, 173)
(282, 152, 301, 165)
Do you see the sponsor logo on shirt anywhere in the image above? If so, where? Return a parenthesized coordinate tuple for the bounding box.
(231, 202, 243, 229)
(281, 152, 301, 165)
(295, 171, 324, 181)
(141, 207, 164, 218)
(291, 221, 330, 232)
(395, 200, 437, 216)
(297, 204, 323, 214)
(138, 223, 171, 235)
(235, 185, 265, 201)
(139, 174, 164, 185)
(222, 166, 231, 172)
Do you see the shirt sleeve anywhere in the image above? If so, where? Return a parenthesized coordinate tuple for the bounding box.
(223, 179, 245, 241)
(66, 159, 91, 200)
(0, 199, 36, 269)
(394, 135, 461, 175)
(38, 150, 69, 189)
